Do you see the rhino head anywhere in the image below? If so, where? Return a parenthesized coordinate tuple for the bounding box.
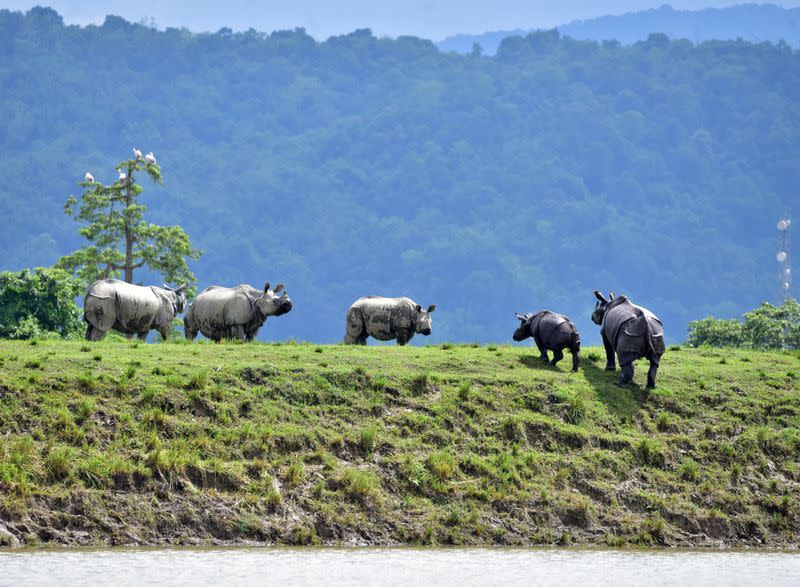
(512, 312, 534, 341)
(255, 282, 293, 319)
(591, 291, 615, 325)
(414, 303, 436, 336)
(163, 283, 188, 314)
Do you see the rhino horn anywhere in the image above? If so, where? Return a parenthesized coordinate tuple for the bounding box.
(594, 290, 607, 302)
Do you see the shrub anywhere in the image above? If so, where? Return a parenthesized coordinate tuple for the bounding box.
(340, 468, 381, 502)
(0, 267, 83, 339)
(285, 461, 305, 488)
(687, 317, 744, 347)
(359, 424, 379, 457)
(186, 370, 208, 390)
(635, 438, 664, 467)
(45, 445, 76, 481)
(678, 459, 699, 481)
(427, 451, 458, 482)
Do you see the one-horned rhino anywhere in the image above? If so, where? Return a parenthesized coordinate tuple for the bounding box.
(513, 310, 581, 372)
(184, 282, 292, 342)
(591, 291, 665, 388)
(83, 279, 187, 341)
(343, 296, 436, 345)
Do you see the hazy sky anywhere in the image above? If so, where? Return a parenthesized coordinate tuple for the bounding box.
(2, 1, 799, 39)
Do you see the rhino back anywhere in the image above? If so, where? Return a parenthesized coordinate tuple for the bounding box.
(192, 285, 257, 329)
(353, 297, 414, 340)
(604, 300, 661, 348)
(90, 281, 163, 333)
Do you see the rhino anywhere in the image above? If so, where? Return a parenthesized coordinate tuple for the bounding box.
(591, 291, 665, 388)
(513, 310, 581, 372)
(184, 282, 292, 342)
(83, 279, 187, 341)
(344, 296, 436, 345)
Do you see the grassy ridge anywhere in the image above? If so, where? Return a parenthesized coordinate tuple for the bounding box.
(0, 340, 798, 548)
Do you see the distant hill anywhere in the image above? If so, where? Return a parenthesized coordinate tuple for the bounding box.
(438, 4, 800, 54)
(0, 8, 798, 343)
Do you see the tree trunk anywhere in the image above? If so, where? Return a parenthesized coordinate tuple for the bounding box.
(124, 165, 134, 283)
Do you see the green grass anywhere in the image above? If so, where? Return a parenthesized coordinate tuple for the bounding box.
(0, 340, 798, 547)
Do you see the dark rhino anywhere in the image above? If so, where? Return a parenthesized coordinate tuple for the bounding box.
(184, 282, 292, 342)
(344, 296, 435, 345)
(83, 279, 187, 341)
(591, 291, 665, 388)
(513, 311, 581, 372)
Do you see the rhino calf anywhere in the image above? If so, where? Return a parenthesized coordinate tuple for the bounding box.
(184, 282, 292, 342)
(344, 296, 435, 346)
(83, 279, 187, 341)
(513, 311, 581, 371)
(591, 291, 665, 388)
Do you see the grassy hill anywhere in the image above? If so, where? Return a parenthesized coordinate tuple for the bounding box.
(0, 340, 798, 547)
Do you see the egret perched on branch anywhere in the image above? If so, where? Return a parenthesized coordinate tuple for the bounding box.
(84, 172, 94, 183)
(118, 170, 127, 182)
(133, 148, 143, 161)
(145, 152, 157, 165)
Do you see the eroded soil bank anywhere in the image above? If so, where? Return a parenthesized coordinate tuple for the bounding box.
(1, 341, 798, 548)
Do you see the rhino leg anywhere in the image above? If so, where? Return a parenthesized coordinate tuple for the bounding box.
(533, 333, 549, 362)
(602, 332, 616, 370)
(550, 347, 564, 367)
(619, 363, 634, 386)
(86, 325, 106, 341)
(646, 361, 659, 389)
(396, 329, 411, 346)
(570, 346, 580, 372)
(232, 324, 247, 340)
(138, 332, 149, 341)
(85, 324, 106, 341)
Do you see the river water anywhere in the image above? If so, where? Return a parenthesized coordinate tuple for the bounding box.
(1, 547, 799, 586)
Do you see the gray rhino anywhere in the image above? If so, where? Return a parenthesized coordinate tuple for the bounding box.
(344, 296, 435, 345)
(184, 282, 292, 342)
(513, 311, 581, 372)
(83, 279, 187, 341)
(591, 291, 665, 388)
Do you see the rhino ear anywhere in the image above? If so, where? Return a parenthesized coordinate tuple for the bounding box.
(415, 304, 422, 312)
(609, 292, 615, 300)
(515, 313, 525, 321)
(162, 283, 172, 291)
(177, 283, 188, 293)
(427, 304, 436, 313)
(594, 290, 607, 302)
(263, 282, 270, 293)
(274, 283, 284, 293)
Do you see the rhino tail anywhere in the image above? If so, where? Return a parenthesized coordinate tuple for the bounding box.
(643, 318, 659, 363)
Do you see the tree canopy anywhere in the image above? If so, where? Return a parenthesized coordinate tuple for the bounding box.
(0, 8, 797, 343)
(55, 153, 200, 290)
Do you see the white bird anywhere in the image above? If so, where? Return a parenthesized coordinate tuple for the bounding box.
(118, 171, 127, 182)
(145, 152, 157, 165)
(84, 172, 94, 183)
(133, 148, 143, 161)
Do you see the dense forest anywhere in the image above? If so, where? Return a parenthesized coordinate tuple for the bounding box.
(438, 3, 800, 54)
(0, 7, 798, 343)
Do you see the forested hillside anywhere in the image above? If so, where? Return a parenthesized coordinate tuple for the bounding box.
(438, 4, 800, 54)
(0, 7, 798, 343)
